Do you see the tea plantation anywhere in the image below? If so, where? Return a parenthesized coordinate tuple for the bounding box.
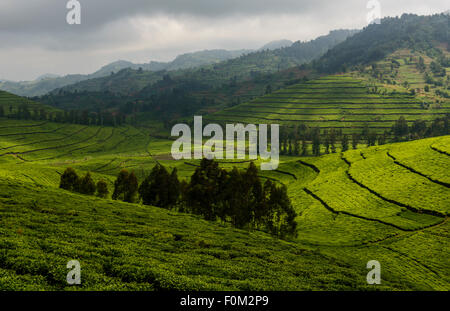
(0, 118, 448, 290)
(206, 74, 450, 135)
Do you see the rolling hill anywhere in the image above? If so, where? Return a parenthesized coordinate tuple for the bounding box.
(0, 90, 59, 118)
(0, 118, 448, 290)
(33, 29, 356, 114)
(314, 13, 449, 73)
(206, 73, 449, 135)
(35, 14, 449, 130)
(259, 39, 293, 51)
(1, 29, 345, 99)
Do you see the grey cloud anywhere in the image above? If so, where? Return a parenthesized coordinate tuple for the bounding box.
(0, 0, 331, 32)
(0, 0, 448, 80)
(0, 1, 447, 42)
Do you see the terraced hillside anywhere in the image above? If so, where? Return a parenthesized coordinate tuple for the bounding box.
(207, 75, 450, 134)
(358, 49, 450, 103)
(0, 90, 58, 117)
(0, 118, 448, 290)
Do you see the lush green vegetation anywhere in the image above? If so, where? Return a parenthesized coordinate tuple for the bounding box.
(59, 159, 298, 239)
(0, 118, 448, 290)
(314, 14, 449, 73)
(0, 90, 59, 119)
(0, 13, 449, 292)
(207, 74, 450, 150)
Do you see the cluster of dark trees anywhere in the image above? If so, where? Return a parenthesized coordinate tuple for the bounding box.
(1, 103, 39, 120)
(59, 168, 109, 198)
(392, 114, 449, 141)
(107, 160, 297, 239)
(36, 74, 214, 123)
(183, 160, 297, 238)
(111, 170, 140, 203)
(429, 61, 447, 77)
(5, 103, 127, 127)
(59, 162, 297, 238)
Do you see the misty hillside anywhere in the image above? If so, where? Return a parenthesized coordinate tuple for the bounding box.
(45, 29, 356, 97)
(315, 13, 449, 72)
(0, 49, 251, 97)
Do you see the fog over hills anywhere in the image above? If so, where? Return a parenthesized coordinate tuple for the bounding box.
(0, 42, 278, 97)
(0, 34, 346, 97)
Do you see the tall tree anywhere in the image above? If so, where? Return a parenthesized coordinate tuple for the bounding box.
(112, 169, 130, 201)
(186, 159, 223, 220)
(367, 132, 377, 146)
(324, 130, 330, 154)
(79, 172, 96, 195)
(341, 134, 349, 152)
(139, 165, 171, 208)
(377, 132, 387, 145)
(392, 116, 409, 140)
(125, 172, 139, 203)
(352, 133, 360, 149)
(168, 167, 180, 207)
(266, 184, 297, 238)
(362, 123, 369, 139)
(59, 168, 79, 192)
(330, 129, 337, 153)
(312, 128, 321, 156)
(96, 180, 109, 198)
(301, 138, 308, 156)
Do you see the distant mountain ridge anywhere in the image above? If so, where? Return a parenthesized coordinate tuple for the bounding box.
(36, 28, 357, 119)
(0, 42, 281, 97)
(0, 31, 358, 98)
(47, 29, 357, 97)
(37, 13, 450, 123)
(0, 49, 254, 97)
(35, 73, 61, 81)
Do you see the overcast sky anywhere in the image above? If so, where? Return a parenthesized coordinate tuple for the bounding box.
(0, 0, 447, 81)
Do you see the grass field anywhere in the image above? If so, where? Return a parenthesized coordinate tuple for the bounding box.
(0, 118, 448, 290)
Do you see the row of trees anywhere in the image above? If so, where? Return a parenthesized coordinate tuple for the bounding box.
(279, 114, 449, 156)
(3, 103, 127, 127)
(88, 160, 297, 239)
(59, 168, 109, 198)
(280, 125, 385, 156)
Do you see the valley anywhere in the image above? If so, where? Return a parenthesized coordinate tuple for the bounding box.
(0, 12, 449, 292)
(0, 118, 448, 290)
